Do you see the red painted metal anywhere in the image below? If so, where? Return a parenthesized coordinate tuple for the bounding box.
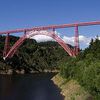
(4, 31, 76, 59)
(3, 35, 26, 60)
(1, 21, 100, 60)
(0, 21, 100, 34)
(50, 33, 75, 57)
(74, 26, 79, 55)
(3, 33, 10, 57)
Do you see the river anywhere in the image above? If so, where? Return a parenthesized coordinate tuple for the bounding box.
(0, 73, 64, 100)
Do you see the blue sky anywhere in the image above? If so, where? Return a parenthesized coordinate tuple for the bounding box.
(0, 0, 100, 48)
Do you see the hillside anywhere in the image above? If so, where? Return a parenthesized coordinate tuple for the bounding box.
(0, 35, 69, 74)
(58, 37, 100, 99)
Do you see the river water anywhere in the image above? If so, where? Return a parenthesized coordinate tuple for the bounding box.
(0, 73, 64, 100)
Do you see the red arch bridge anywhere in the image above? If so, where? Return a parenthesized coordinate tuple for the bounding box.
(0, 21, 100, 60)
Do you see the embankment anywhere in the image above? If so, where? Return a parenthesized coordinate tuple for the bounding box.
(52, 74, 93, 100)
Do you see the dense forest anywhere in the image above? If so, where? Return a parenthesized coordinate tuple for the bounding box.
(0, 35, 69, 74)
(59, 37, 100, 99)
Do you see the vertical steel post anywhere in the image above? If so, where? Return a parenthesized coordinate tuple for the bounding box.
(74, 25, 79, 56)
(52, 28, 56, 38)
(53, 28, 55, 32)
(24, 30, 26, 35)
(3, 33, 10, 57)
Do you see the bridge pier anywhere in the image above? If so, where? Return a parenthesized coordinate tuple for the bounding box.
(74, 26, 79, 56)
(3, 33, 10, 58)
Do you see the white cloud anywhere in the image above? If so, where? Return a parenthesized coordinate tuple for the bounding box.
(62, 36, 74, 45)
(32, 35, 54, 42)
(62, 35, 91, 45)
(28, 30, 96, 48)
(29, 30, 59, 42)
(79, 35, 91, 45)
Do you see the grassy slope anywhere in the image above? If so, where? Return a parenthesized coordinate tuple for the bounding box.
(52, 74, 92, 100)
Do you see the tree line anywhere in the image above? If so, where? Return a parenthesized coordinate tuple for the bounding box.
(0, 35, 69, 74)
(59, 37, 100, 99)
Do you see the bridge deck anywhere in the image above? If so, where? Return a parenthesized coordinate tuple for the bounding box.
(0, 21, 100, 34)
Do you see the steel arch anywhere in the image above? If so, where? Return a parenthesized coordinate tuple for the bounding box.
(3, 31, 75, 60)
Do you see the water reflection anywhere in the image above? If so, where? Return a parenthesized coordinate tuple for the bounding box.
(0, 73, 64, 100)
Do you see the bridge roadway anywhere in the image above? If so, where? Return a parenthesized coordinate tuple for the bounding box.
(0, 21, 100, 34)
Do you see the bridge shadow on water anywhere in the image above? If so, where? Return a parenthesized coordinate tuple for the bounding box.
(0, 73, 64, 100)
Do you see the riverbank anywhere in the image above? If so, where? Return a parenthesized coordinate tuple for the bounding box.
(0, 69, 59, 75)
(52, 74, 93, 100)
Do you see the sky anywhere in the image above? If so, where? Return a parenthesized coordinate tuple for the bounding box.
(0, 0, 100, 49)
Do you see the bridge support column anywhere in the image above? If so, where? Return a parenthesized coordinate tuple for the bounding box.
(74, 26, 79, 56)
(24, 30, 27, 35)
(3, 33, 10, 57)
